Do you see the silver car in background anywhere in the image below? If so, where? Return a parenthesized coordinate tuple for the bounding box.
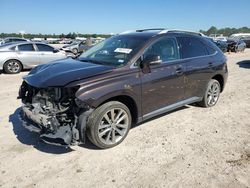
(0, 42, 67, 74)
(61, 40, 90, 54)
(0, 37, 29, 45)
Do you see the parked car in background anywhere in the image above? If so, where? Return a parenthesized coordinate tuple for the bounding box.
(226, 38, 246, 52)
(0, 42, 67, 74)
(230, 33, 250, 48)
(18, 29, 228, 148)
(214, 40, 228, 53)
(241, 36, 250, 48)
(214, 37, 227, 42)
(61, 40, 90, 54)
(206, 37, 228, 53)
(59, 39, 73, 44)
(0, 37, 29, 45)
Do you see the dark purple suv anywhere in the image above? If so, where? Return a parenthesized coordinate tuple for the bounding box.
(18, 29, 228, 148)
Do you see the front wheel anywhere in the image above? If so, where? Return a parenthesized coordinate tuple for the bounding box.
(197, 79, 221, 108)
(87, 101, 132, 149)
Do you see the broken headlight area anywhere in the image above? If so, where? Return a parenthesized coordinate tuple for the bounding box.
(18, 81, 89, 146)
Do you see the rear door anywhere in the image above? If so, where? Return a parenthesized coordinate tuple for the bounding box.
(35, 43, 65, 64)
(176, 36, 213, 99)
(141, 36, 186, 117)
(17, 43, 40, 68)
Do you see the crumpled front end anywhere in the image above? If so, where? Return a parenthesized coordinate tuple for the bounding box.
(18, 81, 90, 146)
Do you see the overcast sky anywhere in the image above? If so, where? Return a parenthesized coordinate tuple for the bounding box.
(1, 0, 250, 34)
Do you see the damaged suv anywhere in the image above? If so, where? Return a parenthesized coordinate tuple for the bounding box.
(18, 29, 228, 148)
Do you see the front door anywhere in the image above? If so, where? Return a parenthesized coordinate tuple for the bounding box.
(140, 37, 186, 118)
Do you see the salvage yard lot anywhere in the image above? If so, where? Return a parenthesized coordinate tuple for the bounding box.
(0, 50, 250, 188)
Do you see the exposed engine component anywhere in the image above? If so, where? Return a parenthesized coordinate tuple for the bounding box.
(18, 81, 86, 146)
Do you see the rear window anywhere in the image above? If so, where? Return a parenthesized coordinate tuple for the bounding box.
(177, 37, 207, 58)
(36, 44, 54, 52)
(14, 39, 26, 42)
(18, 44, 35, 51)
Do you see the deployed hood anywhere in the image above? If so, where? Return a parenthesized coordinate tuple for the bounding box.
(23, 58, 114, 88)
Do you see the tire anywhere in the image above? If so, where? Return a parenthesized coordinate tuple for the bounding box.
(3, 59, 22, 74)
(72, 48, 78, 54)
(197, 79, 221, 108)
(87, 101, 132, 149)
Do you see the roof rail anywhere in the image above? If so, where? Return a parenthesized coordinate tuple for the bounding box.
(159, 29, 205, 36)
(119, 28, 205, 36)
(119, 30, 136, 34)
(136, 28, 165, 32)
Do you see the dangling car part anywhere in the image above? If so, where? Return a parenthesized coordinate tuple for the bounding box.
(18, 82, 93, 146)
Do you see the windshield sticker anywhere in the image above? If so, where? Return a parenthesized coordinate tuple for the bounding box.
(114, 48, 132, 54)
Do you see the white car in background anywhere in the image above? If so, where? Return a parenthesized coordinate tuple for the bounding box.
(0, 37, 29, 45)
(0, 42, 68, 74)
(214, 37, 227, 42)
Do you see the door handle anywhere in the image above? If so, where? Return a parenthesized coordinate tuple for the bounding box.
(176, 67, 183, 75)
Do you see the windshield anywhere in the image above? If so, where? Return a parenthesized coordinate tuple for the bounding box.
(79, 35, 147, 66)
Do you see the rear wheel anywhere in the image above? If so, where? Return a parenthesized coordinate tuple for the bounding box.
(3, 60, 22, 74)
(197, 79, 221, 108)
(87, 101, 131, 149)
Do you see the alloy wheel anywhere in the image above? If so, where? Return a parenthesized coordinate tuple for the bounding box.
(207, 82, 220, 106)
(7, 61, 20, 73)
(98, 108, 129, 145)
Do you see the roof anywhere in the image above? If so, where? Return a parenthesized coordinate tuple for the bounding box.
(0, 41, 51, 49)
(4, 37, 28, 40)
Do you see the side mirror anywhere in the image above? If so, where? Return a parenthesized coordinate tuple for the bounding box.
(53, 49, 59, 53)
(140, 54, 162, 73)
(143, 54, 162, 66)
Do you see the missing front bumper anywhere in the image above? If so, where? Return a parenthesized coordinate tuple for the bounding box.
(19, 107, 73, 146)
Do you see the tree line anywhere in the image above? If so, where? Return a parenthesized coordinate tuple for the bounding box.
(0, 32, 111, 39)
(1, 27, 250, 39)
(199, 26, 250, 37)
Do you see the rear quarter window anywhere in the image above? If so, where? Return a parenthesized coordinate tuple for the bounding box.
(9, 46, 16, 51)
(177, 37, 208, 59)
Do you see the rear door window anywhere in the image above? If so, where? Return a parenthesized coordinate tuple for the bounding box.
(177, 37, 207, 59)
(18, 44, 35, 51)
(36, 44, 54, 52)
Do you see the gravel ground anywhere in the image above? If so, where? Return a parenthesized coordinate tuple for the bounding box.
(0, 50, 249, 188)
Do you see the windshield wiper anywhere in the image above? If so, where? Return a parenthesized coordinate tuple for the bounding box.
(79, 58, 114, 66)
